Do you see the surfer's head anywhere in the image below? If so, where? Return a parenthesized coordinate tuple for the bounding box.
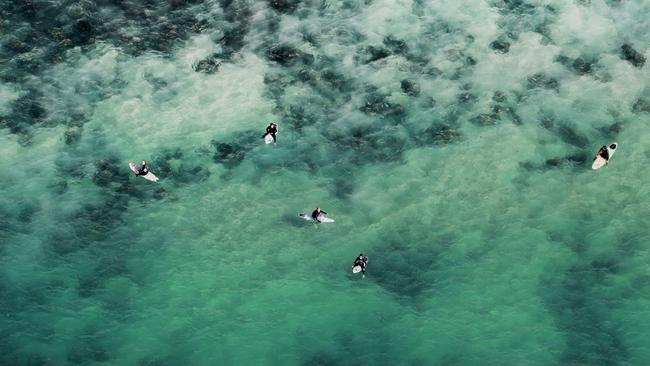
(142, 160, 146, 165)
(609, 144, 616, 149)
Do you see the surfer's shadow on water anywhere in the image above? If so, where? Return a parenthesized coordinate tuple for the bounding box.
(281, 213, 313, 228)
(281, 213, 334, 228)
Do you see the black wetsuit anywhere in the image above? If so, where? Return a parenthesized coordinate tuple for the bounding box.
(311, 209, 326, 221)
(598, 145, 609, 161)
(353, 256, 368, 273)
(136, 163, 149, 176)
(263, 125, 278, 142)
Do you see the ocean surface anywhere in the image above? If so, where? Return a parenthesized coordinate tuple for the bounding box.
(1, 0, 649, 365)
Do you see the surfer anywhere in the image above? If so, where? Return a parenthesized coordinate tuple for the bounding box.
(592, 143, 617, 170)
(135, 160, 149, 176)
(596, 145, 610, 162)
(353, 254, 368, 274)
(311, 207, 327, 223)
(263, 122, 278, 143)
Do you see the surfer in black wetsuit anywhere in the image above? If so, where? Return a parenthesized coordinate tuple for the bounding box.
(353, 254, 368, 274)
(136, 160, 149, 176)
(597, 145, 610, 161)
(263, 122, 278, 143)
(311, 207, 327, 222)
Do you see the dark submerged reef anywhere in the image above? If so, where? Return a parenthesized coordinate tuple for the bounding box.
(633, 97, 650, 114)
(520, 153, 589, 171)
(621, 44, 645, 68)
(542, 258, 629, 366)
(0, 90, 47, 137)
(556, 54, 597, 76)
(0, 0, 218, 142)
(527, 73, 560, 91)
(299, 331, 394, 366)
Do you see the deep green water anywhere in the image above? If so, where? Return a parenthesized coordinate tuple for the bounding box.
(1, 0, 650, 365)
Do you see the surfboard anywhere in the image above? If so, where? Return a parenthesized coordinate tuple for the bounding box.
(129, 162, 159, 182)
(352, 265, 363, 274)
(299, 213, 335, 223)
(592, 143, 617, 170)
(264, 125, 278, 144)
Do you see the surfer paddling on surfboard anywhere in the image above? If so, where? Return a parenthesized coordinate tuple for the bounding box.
(352, 254, 368, 275)
(263, 122, 278, 143)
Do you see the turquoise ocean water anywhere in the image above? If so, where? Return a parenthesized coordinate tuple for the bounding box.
(1, 0, 650, 365)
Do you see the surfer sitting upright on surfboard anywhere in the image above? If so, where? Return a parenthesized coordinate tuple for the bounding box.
(263, 122, 278, 143)
(311, 207, 327, 223)
(135, 160, 149, 176)
(591, 143, 617, 170)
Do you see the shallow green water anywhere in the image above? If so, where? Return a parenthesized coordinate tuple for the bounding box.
(1, 0, 650, 365)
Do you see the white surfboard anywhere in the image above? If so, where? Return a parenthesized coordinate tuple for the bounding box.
(592, 143, 617, 170)
(264, 134, 274, 144)
(129, 162, 159, 182)
(299, 213, 335, 223)
(352, 265, 363, 274)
